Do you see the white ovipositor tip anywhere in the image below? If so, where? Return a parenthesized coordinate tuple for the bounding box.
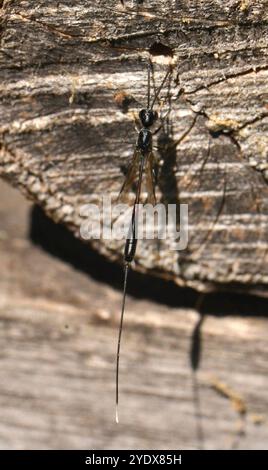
(115, 406, 119, 424)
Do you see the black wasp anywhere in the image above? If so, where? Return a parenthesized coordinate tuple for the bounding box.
(115, 60, 172, 423)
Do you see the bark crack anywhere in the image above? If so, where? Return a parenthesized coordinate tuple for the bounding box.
(11, 12, 80, 40)
(184, 65, 268, 95)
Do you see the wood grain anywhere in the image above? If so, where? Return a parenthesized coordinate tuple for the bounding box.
(0, 2, 268, 292)
(0, 180, 267, 449)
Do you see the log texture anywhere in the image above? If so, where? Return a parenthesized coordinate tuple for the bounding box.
(1, 1, 268, 294)
(0, 180, 267, 450)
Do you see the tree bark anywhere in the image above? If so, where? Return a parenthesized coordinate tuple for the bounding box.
(1, 0, 268, 294)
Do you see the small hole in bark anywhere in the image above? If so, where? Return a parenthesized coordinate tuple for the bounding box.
(149, 42, 174, 57)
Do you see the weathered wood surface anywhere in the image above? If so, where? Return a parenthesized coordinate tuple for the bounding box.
(0, 180, 267, 450)
(1, 0, 268, 294)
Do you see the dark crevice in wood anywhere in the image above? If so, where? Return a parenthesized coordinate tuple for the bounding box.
(29, 205, 268, 318)
(149, 41, 174, 57)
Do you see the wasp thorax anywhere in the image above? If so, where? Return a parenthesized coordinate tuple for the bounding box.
(139, 109, 158, 128)
(137, 128, 152, 153)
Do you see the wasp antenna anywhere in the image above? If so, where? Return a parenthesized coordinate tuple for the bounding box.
(147, 59, 153, 108)
(150, 65, 172, 110)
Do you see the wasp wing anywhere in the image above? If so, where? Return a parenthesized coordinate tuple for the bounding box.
(144, 152, 157, 204)
(118, 149, 141, 202)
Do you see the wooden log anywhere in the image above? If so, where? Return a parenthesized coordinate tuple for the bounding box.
(0, 180, 267, 449)
(1, 0, 268, 294)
